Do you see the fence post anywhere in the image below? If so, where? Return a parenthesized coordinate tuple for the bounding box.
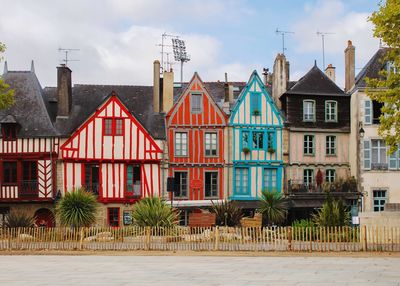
(214, 226, 220, 251)
(309, 227, 312, 252)
(145, 227, 151, 251)
(287, 227, 292, 251)
(79, 228, 84, 250)
(363, 225, 367, 251)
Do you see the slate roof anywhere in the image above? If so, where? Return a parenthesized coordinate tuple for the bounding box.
(284, 64, 345, 96)
(354, 47, 390, 89)
(1, 70, 58, 137)
(43, 85, 165, 139)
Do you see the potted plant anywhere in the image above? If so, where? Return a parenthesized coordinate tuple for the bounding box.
(267, 147, 275, 154)
(242, 147, 250, 154)
(253, 109, 260, 116)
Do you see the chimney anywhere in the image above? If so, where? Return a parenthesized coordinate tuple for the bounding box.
(3, 61, 7, 74)
(153, 60, 160, 113)
(272, 53, 289, 109)
(162, 69, 174, 113)
(30, 60, 35, 73)
(224, 73, 234, 104)
(56, 64, 72, 118)
(325, 64, 336, 82)
(344, 40, 355, 92)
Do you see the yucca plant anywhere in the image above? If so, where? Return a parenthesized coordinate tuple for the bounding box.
(259, 190, 288, 226)
(4, 212, 36, 228)
(211, 200, 243, 227)
(132, 197, 179, 227)
(56, 188, 98, 228)
(312, 193, 350, 227)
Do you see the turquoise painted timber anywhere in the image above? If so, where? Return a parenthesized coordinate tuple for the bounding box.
(229, 70, 284, 200)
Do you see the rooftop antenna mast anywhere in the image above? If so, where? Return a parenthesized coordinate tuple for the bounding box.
(58, 48, 80, 66)
(172, 38, 190, 84)
(157, 33, 179, 73)
(316, 31, 335, 69)
(275, 28, 294, 55)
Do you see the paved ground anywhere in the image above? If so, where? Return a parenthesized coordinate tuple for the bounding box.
(0, 255, 399, 286)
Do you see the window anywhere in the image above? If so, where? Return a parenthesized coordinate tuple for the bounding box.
(373, 190, 387, 212)
(235, 168, 249, 195)
(389, 146, 400, 170)
(263, 169, 277, 192)
(372, 101, 384, 124)
(385, 61, 397, 75)
(205, 171, 218, 198)
(371, 139, 387, 169)
(267, 132, 275, 149)
(21, 161, 38, 195)
(205, 133, 217, 156)
(174, 172, 188, 197)
(326, 136, 336, 155)
(175, 132, 188, 156)
(303, 100, 315, 121)
(242, 131, 249, 148)
(303, 135, 314, 155)
(1, 124, 17, 141)
(108, 207, 120, 227)
(363, 140, 371, 169)
(325, 101, 337, 122)
(126, 165, 141, 197)
(84, 164, 100, 195)
(303, 169, 314, 186)
(252, 132, 264, 149)
(3, 162, 17, 185)
(364, 100, 372, 124)
(191, 93, 202, 113)
(325, 169, 336, 183)
(251, 92, 261, 114)
(103, 118, 124, 136)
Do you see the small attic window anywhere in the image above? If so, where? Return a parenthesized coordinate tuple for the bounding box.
(385, 61, 397, 76)
(1, 124, 17, 141)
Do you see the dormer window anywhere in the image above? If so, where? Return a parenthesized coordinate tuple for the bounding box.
(303, 100, 315, 122)
(385, 61, 397, 76)
(325, 100, 338, 122)
(1, 124, 17, 141)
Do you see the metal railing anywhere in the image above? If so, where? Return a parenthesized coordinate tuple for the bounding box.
(19, 180, 39, 197)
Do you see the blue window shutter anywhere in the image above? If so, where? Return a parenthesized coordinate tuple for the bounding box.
(364, 100, 372, 124)
(363, 140, 371, 170)
(389, 147, 399, 170)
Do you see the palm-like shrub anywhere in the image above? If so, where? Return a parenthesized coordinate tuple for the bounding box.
(259, 190, 288, 225)
(211, 200, 243, 227)
(312, 193, 350, 226)
(5, 212, 35, 228)
(132, 197, 179, 227)
(56, 188, 98, 228)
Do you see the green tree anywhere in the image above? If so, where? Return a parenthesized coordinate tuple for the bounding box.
(259, 190, 288, 225)
(132, 197, 179, 227)
(0, 42, 15, 109)
(367, 0, 400, 154)
(56, 188, 98, 228)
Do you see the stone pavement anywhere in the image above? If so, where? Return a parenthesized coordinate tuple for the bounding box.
(0, 255, 399, 286)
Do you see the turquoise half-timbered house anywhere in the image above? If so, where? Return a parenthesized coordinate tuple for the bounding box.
(229, 71, 284, 204)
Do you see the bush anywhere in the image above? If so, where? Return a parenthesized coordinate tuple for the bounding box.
(132, 197, 179, 227)
(312, 193, 350, 227)
(4, 212, 35, 228)
(259, 190, 288, 226)
(292, 219, 315, 228)
(56, 188, 98, 228)
(211, 200, 243, 227)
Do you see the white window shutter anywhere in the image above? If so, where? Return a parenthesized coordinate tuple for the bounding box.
(364, 100, 372, 124)
(363, 140, 371, 170)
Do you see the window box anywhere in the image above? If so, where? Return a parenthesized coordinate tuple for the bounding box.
(253, 109, 260, 116)
(267, 147, 276, 154)
(242, 147, 250, 154)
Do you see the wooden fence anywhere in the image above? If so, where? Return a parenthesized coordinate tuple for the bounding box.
(0, 226, 400, 252)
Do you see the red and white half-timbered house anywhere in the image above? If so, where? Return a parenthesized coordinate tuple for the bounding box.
(166, 73, 233, 223)
(0, 62, 59, 227)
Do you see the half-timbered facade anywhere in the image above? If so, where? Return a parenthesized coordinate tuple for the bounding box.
(0, 63, 59, 227)
(166, 73, 228, 217)
(229, 71, 284, 208)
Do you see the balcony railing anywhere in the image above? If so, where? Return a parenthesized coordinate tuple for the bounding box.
(287, 180, 318, 193)
(19, 180, 39, 198)
(287, 178, 357, 194)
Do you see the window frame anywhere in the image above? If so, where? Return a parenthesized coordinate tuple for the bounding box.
(326, 135, 337, 156)
(174, 131, 188, 157)
(3, 161, 18, 185)
(190, 93, 203, 114)
(303, 169, 314, 186)
(204, 132, 218, 157)
(125, 164, 141, 198)
(107, 207, 120, 227)
(84, 164, 100, 195)
(303, 100, 316, 122)
(103, 118, 124, 136)
(325, 100, 338, 122)
(252, 131, 264, 150)
(373, 190, 387, 212)
(263, 168, 277, 192)
(325, 169, 336, 183)
(303, 134, 315, 156)
(1, 124, 17, 141)
(174, 171, 188, 198)
(204, 171, 219, 199)
(234, 167, 250, 196)
(251, 92, 261, 114)
(371, 139, 387, 167)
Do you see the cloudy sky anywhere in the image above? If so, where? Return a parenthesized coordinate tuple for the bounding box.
(0, 0, 381, 89)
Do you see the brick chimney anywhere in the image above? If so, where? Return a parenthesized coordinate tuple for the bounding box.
(325, 64, 336, 82)
(344, 40, 355, 92)
(56, 64, 72, 118)
(162, 69, 174, 113)
(224, 72, 234, 104)
(272, 53, 289, 109)
(153, 60, 160, 113)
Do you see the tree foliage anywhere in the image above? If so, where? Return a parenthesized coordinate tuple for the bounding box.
(0, 41, 15, 110)
(56, 188, 98, 228)
(312, 193, 351, 227)
(132, 197, 179, 227)
(259, 190, 288, 225)
(211, 200, 243, 227)
(367, 0, 400, 154)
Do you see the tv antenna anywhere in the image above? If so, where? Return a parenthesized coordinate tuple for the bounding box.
(58, 48, 80, 66)
(172, 38, 190, 84)
(275, 28, 294, 55)
(157, 33, 179, 73)
(316, 31, 335, 69)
